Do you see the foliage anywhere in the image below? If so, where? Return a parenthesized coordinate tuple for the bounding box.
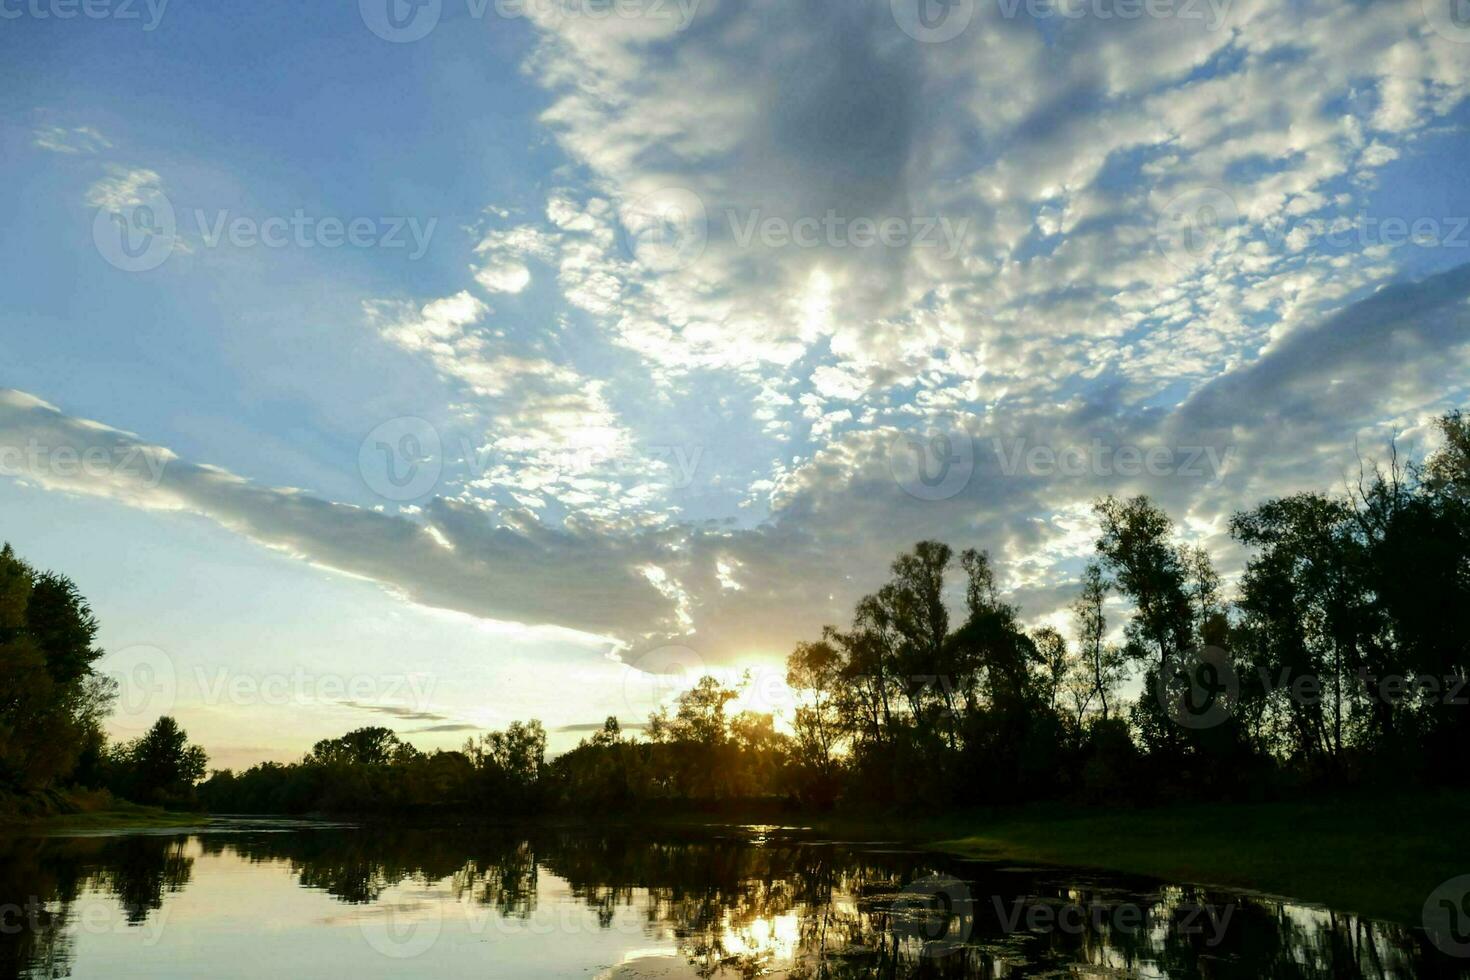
(104, 717, 208, 807)
(0, 544, 114, 793)
(13, 410, 1470, 817)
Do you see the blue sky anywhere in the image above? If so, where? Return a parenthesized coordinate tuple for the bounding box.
(3, 0, 1470, 767)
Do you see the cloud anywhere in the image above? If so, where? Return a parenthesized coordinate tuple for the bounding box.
(0, 388, 675, 648)
(85, 165, 165, 210)
(557, 721, 648, 733)
(339, 701, 450, 722)
(361, 292, 658, 520)
(33, 124, 112, 155)
(475, 259, 532, 293)
(9, 0, 1470, 676)
(8, 259, 1466, 664)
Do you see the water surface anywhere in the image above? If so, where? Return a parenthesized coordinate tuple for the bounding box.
(1, 822, 1462, 978)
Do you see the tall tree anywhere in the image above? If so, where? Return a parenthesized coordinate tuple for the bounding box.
(1071, 561, 1123, 722)
(111, 716, 208, 805)
(1232, 493, 1364, 771)
(1093, 496, 1193, 670)
(0, 544, 113, 793)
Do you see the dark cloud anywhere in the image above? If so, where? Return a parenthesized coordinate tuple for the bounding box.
(340, 701, 448, 722)
(556, 720, 648, 733)
(1175, 262, 1470, 437)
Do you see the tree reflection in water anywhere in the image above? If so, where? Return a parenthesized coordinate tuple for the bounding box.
(2, 826, 1464, 979)
(1, 833, 193, 979)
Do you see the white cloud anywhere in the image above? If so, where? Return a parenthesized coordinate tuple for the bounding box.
(475, 259, 532, 294)
(34, 124, 111, 155)
(85, 165, 165, 210)
(9, 260, 1467, 664)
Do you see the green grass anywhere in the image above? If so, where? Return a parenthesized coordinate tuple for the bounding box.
(554, 794, 1466, 924)
(919, 792, 1470, 925)
(0, 790, 206, 832)
(25, 805, 208, 832)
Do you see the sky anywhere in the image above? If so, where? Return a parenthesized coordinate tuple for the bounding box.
(2, 0, 1469, 769)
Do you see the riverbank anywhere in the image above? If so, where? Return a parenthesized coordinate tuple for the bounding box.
(10, 791, 1461, 926)
(16, 805, 208, 832)
(0, 789, 205, 832)
(528, 791, 1464, 925)
(919, 792, 1467, 926)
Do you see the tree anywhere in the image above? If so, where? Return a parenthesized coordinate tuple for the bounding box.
(1093, 496, 1199, 757)
(1032, 627, 1069, 713)
(460, 720, 547, 812)
(308, 726, 408, 767)
(949, 548, 1037, 717)
(1422, 409, 1470, 499)
(786, 639, 845, 797)
(1232, 493, 1364, 772)
(1093, 496, 1193, 670)
(1071, 561, 1124, 722)
(26, 570, 102, 685)
(111, 716, 208, 806)
(0, 544, 112, 793)
(588, 716, 622, 747)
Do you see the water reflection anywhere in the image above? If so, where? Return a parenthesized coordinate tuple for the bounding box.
(1, 825, 1464, 979)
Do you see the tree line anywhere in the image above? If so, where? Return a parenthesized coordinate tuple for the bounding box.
(6, 409, 1468, 816)
(201, 410, 1470, 815)
(0, 544, 207, 813)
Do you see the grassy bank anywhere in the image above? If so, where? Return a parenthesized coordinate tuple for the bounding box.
(914, 792, 1469, 925)
(527, 793, 1465, 924)
(14, 805, 208, 832)
(0, 789, 205, 832)
(6, 791, 1460, 925)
